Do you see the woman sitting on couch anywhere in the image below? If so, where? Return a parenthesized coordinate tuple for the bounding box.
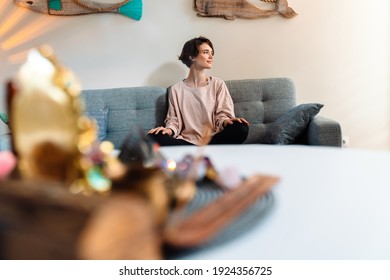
(148, 36, 249, 146)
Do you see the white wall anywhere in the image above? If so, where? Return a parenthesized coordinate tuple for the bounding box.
(1, 0, 389, 150)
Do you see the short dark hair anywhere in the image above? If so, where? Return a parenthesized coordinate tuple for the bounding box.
(178, 36, 214, 68)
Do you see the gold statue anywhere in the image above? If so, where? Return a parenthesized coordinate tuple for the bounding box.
(11, 46, 82, 183)
(10, 45, 122, 194)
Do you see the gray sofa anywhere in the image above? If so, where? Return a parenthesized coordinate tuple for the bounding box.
(0, 78, 342, 151)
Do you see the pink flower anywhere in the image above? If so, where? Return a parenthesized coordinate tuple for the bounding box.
(0, 151, 17, 179)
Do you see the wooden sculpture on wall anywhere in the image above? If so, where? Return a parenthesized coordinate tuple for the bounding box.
(194, 0, 297, 20)
(13, 0, 143, 21)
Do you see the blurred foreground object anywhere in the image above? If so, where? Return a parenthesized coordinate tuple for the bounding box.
(118, 128, 198, 221)
(164, 174, 279, 248)
(0, 179, 162, 259)
(0, 112, 9, 127)
(77, 189, 162, 259)
(11, 45, 82, 184)
(0, 151, 17, 179)
(9, 46, 123, 194)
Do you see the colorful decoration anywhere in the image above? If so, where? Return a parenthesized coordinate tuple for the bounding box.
(13, 0, 143, 21)
(194, 0, 297, 20)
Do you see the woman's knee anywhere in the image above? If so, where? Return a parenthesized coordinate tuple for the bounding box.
(235, 123, 249, 143)
(227, 122, 249, 136)
(220, 122, 249, 144)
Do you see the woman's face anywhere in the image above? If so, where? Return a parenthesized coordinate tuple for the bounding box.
(193, 43, 214, 69)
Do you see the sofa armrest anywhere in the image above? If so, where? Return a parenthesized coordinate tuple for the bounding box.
(305, 116, 342, 147)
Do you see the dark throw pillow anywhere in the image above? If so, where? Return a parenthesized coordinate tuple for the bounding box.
(85, 109, 109, 142)
(262, 103, 324, 144)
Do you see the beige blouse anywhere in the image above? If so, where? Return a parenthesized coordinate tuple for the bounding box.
(165, 77, 235, 145)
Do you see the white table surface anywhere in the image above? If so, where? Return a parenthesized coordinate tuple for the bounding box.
(160, 144, 390, 260)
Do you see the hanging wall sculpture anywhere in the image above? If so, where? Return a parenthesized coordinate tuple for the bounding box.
(13, 0, 143, 21)
(194, 0, 297, 20)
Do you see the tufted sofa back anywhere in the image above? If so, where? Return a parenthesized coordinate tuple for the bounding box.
(82, 86, 167, 148)
(226, 78, 296, 143)
(81, 78, 296, 148)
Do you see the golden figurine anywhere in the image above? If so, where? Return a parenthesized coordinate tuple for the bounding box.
(11, 46, 83, 183)
(10, 45, 123, 194)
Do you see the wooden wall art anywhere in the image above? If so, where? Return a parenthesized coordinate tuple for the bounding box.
(13, 0, 143, 21)
(194, 0, 297, 20)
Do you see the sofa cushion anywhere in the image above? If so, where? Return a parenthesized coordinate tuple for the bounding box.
(226, 78, 296, 144)
(85, 109, 109, 142)
(262, 103, 324, 144)
(81, 87, 168, 148)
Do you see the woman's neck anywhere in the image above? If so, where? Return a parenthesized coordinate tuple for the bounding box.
(185, 68, 209, 88)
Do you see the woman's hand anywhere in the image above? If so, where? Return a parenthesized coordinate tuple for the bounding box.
(223, 117, 249, 127)
(148, 126, 173, 136)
